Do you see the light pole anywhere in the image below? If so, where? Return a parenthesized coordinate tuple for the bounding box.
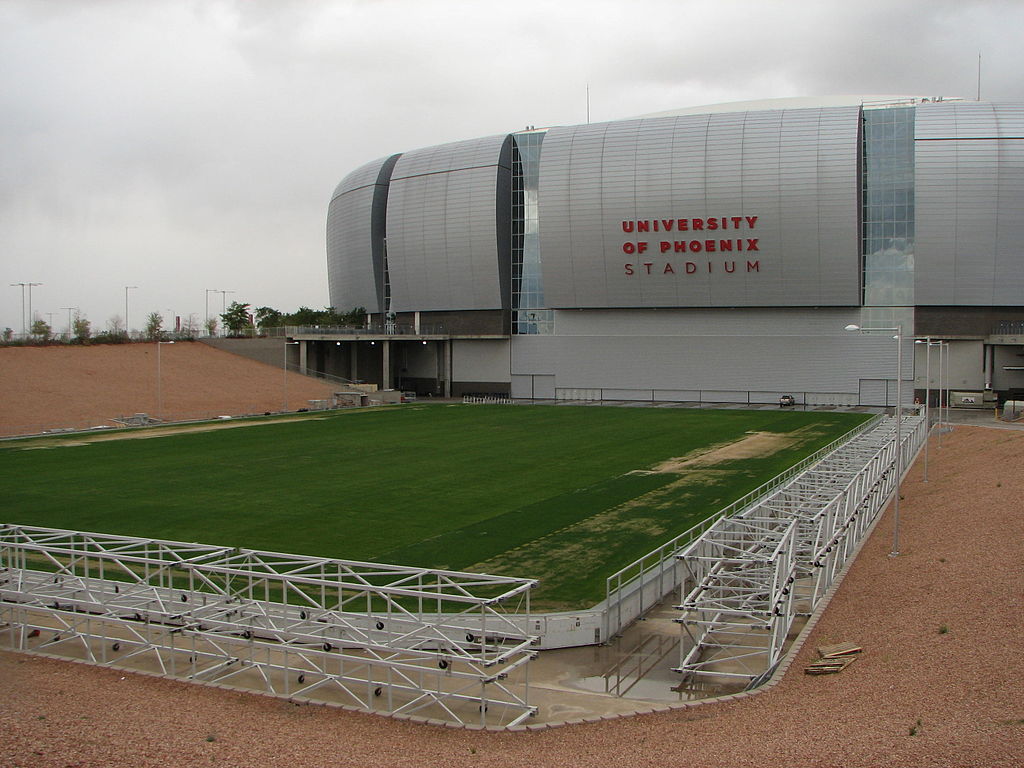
(205, 289, 218, 336)
(9, 283, 28, 335)
(125, 285, 138, 339)
(943, 341, 951, 434)
(157, 340, 175, 421)
(283, 340, 299, 412)
(216, 290, 235, 337)
(61, 307, 77, 340)
(915, 338, 942, 481)
(846, 323, 904, 557)
(27, 282, 42, 332)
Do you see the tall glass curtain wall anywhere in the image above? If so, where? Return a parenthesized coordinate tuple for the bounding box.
(862, 106, 915, 306)
(511, 131, 553, 334)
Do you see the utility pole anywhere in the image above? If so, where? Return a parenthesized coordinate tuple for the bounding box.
(61, 307, 78, 339)
(205, 288, 218, 335)
(26, 282, 42, 332)
(10, 283, 27, 335)
(216, 290, 235, 337)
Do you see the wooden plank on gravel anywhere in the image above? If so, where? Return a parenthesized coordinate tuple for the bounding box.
(817, 641, 862, 658)
(805, 654, 858, 675)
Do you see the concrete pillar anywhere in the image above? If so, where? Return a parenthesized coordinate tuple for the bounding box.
(350, 343, 358, 382)
(383, 340, 391, 390)
(299, 340, 308, 375)
(443, 340, 452, 398)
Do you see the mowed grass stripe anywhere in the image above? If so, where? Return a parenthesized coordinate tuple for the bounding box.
(1, 404, 867, 608)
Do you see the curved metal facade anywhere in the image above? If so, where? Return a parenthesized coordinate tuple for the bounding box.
(384, 135, 511, 312)
(538, 107, 861, 308)
(327, 100, 1024, 315)
(327, 154, 400, 313)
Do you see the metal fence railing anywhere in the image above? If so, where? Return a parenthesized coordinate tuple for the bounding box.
(601, 413, 884, 641)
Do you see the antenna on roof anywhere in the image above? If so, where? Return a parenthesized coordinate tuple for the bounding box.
(977, 53, 982, 101)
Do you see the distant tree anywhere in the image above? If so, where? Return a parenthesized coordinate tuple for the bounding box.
(144, 311, 164, 341)
(280, 306, 364, 327)
(204, 316, 218, 337)
(107, 315, 125, 337)
(180, 313, 199, 339)
(340, 306, 367, 327)
(2, 328, 12, 343)
(221, 301, 252, 336)
(284, 306, 321, 326)
(72, 312, 91, 342)
(30, 318, 52, 342)
(255, 306, 283, 332)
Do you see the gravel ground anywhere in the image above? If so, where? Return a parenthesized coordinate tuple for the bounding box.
(0, 343, 337, 436)
(1, 423, 1021, 767)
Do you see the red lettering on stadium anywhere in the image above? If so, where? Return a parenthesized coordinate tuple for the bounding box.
(623, 261, 760, 276)
(622, 215, 758, 233)
(622, 216, 764, 279)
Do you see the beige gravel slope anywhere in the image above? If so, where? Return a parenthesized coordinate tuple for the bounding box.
(1, 424, 1022, 767)
(0, 343, 337, 435)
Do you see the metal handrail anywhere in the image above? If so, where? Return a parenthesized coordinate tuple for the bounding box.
(602, 413, 883, 638)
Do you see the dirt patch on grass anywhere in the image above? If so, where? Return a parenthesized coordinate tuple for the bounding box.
(18, 415, 331, 449)
(467, 469, 741, 606)
(652, 426, 823, 472)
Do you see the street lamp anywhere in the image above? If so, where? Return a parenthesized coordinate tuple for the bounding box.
(157, 341, 175, 421)
(125, 286, 138, 339)
(27, 282, 42, 332)
(846, 322, 904, 557)
(9, 283, 26, 335)
(915, 338, 944, 481)
(283, 340, 299, 412)
(10, 282, 42, 336)
(61, 307, 78, 340)
(205, 289, 219, 336)
(942, 341, 952, 436)
(213, 290, 235, 337)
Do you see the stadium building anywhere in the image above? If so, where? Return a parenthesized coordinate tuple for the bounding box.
(312, 96, 1024, 406)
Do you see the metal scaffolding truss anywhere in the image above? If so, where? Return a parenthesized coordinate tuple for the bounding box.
(675, 516, 797, 679)
(675, 411, 927, 684)
(0, 525, 538, 728)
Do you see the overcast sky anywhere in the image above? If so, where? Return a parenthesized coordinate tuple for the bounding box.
(3, 0, 1023, 335)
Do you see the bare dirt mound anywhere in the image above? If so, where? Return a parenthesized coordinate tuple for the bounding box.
(0, 343, 337, 436)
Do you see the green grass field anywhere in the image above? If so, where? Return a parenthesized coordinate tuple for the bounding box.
(1, 404, 868, 609)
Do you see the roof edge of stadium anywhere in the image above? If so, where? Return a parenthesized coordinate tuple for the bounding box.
(632, 94, 965, 119)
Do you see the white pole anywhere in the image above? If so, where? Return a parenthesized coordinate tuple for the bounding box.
(922, 338, 931, 482)
(944, 341, 951, 432)
(846, 322, 903, 557)
(205, 289, 218, 336)
(10, 283, 26, 335)
(28, 282, 41, 330)
(892, 325, 902, 557)
(61, 307, 76, 339)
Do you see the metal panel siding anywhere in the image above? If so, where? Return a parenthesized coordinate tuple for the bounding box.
(327, 156, 396, 313)
(387, 135, 507, 311)
(915, 102, 1024, 306)
(540, 106, 861, 309)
